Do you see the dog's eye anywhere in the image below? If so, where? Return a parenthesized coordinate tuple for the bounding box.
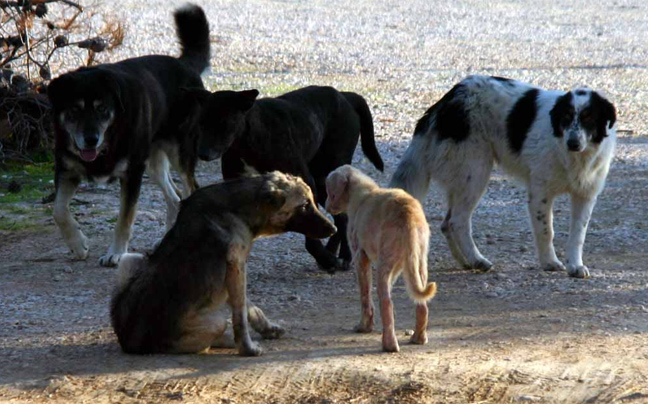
(96, 104, 107, 114)
(301, 202, 309, 210)
(561, 115, 573, 126)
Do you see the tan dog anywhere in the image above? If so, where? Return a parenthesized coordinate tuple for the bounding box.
(325, 165, 437, 352)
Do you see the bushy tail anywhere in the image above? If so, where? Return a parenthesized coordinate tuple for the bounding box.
(116, 253, 147, 290)
(389, 135, 432, 202)
(342, 92, 384, 172)
(403, 228, 437, 303)
(174, 4, 211, 74)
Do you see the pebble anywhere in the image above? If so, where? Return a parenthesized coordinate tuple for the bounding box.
(404, 329, 414, 336)
(518, 396, 541, 402)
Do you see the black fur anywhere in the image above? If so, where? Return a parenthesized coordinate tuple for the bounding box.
(549, 92, 575, 138)
(588, 92, 617, 144)
(175, 5, 211, 74)
(506, 89, 539, 153)
(188, 85, 384, 273)
(414, 84, 470, 143)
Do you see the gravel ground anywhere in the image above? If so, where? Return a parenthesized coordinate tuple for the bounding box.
(1, 0, 648, 403)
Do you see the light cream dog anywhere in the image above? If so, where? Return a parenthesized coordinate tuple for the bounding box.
(325, 165, 437, 352)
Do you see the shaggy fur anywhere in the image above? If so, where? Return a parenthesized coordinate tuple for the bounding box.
(183, 85, 385, 273)
(391, 75, 617, 278)
(48, 4, 210, 267)
(111, 172, 337, 355)
(326, 165, 437, 352)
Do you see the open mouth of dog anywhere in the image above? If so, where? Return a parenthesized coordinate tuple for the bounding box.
(79, 148, 100, 162)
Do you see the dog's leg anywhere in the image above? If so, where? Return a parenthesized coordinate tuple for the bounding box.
(528, 189, 563, 271)
(410, 303, 429, 345)
(99, 165, 144, 267)
(441, 207, 470, 267)
(226, 259, 262, 356)
(247, 300, 285, 340)
(148, 150, 181, 232)
(325, 214, 351, 270)
(527, 188, 564, 272)
(377, 264, 399, 353)
(354, 249, 374, 333)
(173, 310, 228, 354)
(53, 174, 88, 259)
(444, 170, 493, 271)
(565, 194, 596, 279)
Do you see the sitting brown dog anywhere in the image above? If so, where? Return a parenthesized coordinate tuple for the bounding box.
(111, 171, 336, 355)
(325, 165, 437, 352)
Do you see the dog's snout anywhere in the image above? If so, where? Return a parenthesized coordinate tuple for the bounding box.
(567, 139, 581, 152)
(84, 133, 100, 148)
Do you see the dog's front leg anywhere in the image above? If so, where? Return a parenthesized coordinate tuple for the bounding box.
(226, 259, 262, 356)
(565, 194, 596, 279)
(99, 165, 144, 267)
(527, 188, 564, 272)
(53, 173, 88, 259)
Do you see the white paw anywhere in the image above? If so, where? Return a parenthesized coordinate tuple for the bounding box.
(567, 265, 590, 279)
(542, 261, 566, 272)
(99, 252, 124, 267)
(66, 230, 89, 260)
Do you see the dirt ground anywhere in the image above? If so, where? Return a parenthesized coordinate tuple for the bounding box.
(1, 0, 648, 403)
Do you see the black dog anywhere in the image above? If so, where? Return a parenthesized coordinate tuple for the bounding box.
(48, 4, 210, 267)
(184, 86, 384, 272)
(111, 172, 337, 355)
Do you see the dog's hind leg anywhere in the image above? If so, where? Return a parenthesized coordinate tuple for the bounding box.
(53, 173, 89, 260)
(247, 301, 285, 340)
(377, 263, 399, 353)
(354, 249, 374, 333)
(564, 194, 596, 279)
(148, 149, 181, 232)
(173, 310, 229, 354)
(443, 158, 494, 272)
(100, 165, 145, 267)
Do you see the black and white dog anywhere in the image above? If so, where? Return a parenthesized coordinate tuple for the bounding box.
(48, 5, 210, 266)
(391, 75, 616, 278)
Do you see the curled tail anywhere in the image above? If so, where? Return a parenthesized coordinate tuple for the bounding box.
(403, 227, 437, 303)
(174, 4, 211, 74)
(342, 91, 384, 172)
(389, 135, 432, 202)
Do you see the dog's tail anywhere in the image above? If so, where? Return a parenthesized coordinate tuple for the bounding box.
(389, 134, 432, 203)
(174, 4, 211, 74)
(403, 227, 437, 303)
(342, 92, 384, 172)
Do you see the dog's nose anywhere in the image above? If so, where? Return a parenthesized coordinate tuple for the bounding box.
(567, 139, 581, 152)
(84, 134, 100, 148)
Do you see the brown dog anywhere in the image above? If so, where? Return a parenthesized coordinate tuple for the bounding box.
(111, 171, 337, 356)
(325, 165, 437, 352)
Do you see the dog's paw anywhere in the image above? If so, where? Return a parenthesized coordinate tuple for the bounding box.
(542, 261, 566, 272)
(567, 265, 590, 279)
(409, 331, 428, 345)
(239, 341, 263, 357)
(354, 322, 374, 333)
(67, 231, 89, 260)
(382, 339, 400, 353)
(260, 323, 285, 340)
(337, 259, 352, 272)
(99, 253, 123, 267)
(466, 258, 493, 273)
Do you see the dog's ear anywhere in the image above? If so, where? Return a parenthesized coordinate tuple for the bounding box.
(590, 92, 616, 143)
(181, 87, 212, 105)
(46, 74, 73, 109)
(325, 168, 350, 213)
(592, 92, 616, 129)
(549, 92, 574, 138)
(236, 89, 259, 111)
(260, 184, 287, 211)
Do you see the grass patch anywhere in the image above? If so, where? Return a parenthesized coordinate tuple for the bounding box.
(0, 162, 55, 204)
